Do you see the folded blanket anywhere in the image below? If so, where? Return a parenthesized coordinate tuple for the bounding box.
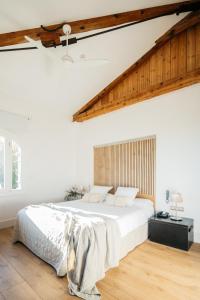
(13, 203, 120, 299)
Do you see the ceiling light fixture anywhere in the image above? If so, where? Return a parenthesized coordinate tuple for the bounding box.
(61, 25, 74, 63)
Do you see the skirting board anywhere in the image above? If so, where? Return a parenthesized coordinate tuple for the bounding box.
(0, 218, 16, 229)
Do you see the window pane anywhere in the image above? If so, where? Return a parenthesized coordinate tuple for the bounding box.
(0, 137, 5, 189)
(12, 141, 21, 189)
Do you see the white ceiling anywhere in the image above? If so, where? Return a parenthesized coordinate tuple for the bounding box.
(0, 0, 187, 118)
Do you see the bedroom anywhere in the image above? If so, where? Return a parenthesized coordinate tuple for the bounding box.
(0, 0, 200, 299)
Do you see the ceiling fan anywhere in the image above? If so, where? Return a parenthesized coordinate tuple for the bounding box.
(24, 36, 62, 65)
(25, 24, 109, 68)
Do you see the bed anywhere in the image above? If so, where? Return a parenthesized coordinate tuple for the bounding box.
(14, 137, 156, 299)
(13, 197, 154, 299)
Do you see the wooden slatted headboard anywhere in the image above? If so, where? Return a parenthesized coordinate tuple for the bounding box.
(94, 136, 156, 203)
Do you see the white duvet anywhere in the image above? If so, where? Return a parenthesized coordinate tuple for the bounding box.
(55, 199, 154, 237)
(13, 203, 120, 299)
(13, 199, 153, 299)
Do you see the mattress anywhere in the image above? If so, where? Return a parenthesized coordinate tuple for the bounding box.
(55, 198, 154, 237)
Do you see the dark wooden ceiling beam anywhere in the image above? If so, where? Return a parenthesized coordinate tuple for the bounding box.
(0, 0, 199, 47)
(156, 8, 200, 45)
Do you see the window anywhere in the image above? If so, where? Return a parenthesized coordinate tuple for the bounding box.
(0, 134, 21, 192)
(12, 141, 21, 190)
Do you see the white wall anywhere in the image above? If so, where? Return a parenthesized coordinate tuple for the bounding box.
(0, 96, 78, 227)
(76, 84, 200, 242)
(1, 82, 200, 243)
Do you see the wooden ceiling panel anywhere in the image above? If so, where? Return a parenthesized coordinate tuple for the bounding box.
(73, 11, 200, 122)
(196, 24, 200, 67)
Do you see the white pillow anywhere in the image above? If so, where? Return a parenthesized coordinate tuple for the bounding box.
(105, 194, 134, 207)
(115, 186, 139, 199)
(81, 193, 105, 203)
(90, 185, 113, 194)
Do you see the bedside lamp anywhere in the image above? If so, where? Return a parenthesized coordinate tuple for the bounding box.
(170, 192, 183, 221)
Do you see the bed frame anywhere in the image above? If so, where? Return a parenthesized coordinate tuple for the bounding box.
(94, 136, 156, 204)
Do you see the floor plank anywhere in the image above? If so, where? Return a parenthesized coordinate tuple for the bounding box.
(0, 245, 72, 299)
(0, 228, 200, 300)
(1, 282, 40, 300)
(0, 292, 5, 300)
(0, 253, 23, 291)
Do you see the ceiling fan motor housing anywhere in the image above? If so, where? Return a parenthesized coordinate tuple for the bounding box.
(63, 24, 72, 35)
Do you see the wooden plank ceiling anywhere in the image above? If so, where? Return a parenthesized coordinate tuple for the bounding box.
(0, 1, 199, 47)
(73, 10, 200, 122)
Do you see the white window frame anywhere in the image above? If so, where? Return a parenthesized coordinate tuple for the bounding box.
(0, 129, 22, 195)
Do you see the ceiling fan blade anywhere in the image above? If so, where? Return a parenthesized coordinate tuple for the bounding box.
(24, 35, 37, 44)
(24, 35, 63, 65)
(62, 53, 74, 63)
(24, 36, 109, 68)
(24, 35, 43, 50)
(74, 57, 110, 67)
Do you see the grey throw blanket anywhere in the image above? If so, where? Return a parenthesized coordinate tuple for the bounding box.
(13, 203, 120, 299)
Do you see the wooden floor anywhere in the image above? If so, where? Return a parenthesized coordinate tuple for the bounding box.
(0, 228, 200, 300)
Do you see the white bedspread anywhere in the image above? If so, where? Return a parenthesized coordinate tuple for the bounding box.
(13, 203, 120, 299)
(13, 199, 153, 299)
(55, 199, 154, 237)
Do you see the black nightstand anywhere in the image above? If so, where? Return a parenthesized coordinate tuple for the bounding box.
(148, 216, 194, 251)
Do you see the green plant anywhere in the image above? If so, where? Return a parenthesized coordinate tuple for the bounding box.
(64, 186, 84, 201)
